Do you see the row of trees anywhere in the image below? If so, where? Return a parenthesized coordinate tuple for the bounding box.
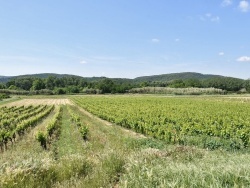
(143, 77, 249, 93)
(0, 76, 250, 94)
(0, 76, 134, 94)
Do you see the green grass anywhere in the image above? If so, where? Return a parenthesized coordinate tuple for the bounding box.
(55, 106, 86, 157)
(53, 105, 131, 187)
(0, 95, 22, 105)
(119, 147, 250, 188)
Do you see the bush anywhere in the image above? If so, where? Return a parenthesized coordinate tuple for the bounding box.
(0, 93, 10, 100)
(54, 88, 66, 95)
(79, 126, 89, 141)
(36, 131, 47, 149)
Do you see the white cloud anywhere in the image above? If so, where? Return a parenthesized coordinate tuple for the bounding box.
(221, 0, 233, 7)
(237, 56, 250, 62)
(151, 38, 160, 43)
(219, 52, 225, 56)
(239, 0, 249, 12)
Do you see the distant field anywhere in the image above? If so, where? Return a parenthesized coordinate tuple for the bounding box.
(0, 95, 250, 187)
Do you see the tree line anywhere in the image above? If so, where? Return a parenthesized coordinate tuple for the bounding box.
(0, 76, 134, 94)
(144, 77, 248, 93)
(0, 75, 249, 95)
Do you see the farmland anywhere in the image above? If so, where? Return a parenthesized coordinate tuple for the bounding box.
(72, 95, 250, 150)
(1, 95, 250, 187)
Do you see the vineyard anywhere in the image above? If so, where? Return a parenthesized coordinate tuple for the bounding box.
(72, 96, 250, 150)
(1, 96, 250, 187)
(0, 104, 54, 152)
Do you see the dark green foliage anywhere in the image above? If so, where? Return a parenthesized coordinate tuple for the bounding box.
(79, 126, 89, 140)
(54, 88, 66, 95)
(32, 78, 46, 90)
(203, 77, 244, 92)
(36, 131, 47, 149)
(0, 83, 5, 89)
(245, 79, 250, 92)
(0, 93, 10, 100)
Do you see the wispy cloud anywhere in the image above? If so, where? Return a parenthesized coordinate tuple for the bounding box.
(75, 56, 124, 66)
(221, 0, 233, 7)
(151, 38, 160, 43)
(239, 0, 249, 12)
(80, 60, 88, 64)
(199, 13, 220, 22)
(175, 38, 180, 42)
(219, 52, 225, 56)
(205, 13, 212, 17)
(211, 16, 220, 22)
(237, 56, 250, 62)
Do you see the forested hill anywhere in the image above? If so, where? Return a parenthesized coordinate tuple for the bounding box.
(0, 72, 234, 83)
(0, 73, 82, 83)
(134, 72, 224, 82)
(0, 72, 249, 94)
(0, 76, 12, 83)
(0, 73, 128, 83)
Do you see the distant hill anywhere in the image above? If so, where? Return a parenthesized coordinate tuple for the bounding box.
(0, 76, 12, 83)
(0, 72, 243, 84)
(134, 72, 225, 83)
(12, 73, 83, 79)
(0, 73, 84, 83)
(0, 73, 132, 83)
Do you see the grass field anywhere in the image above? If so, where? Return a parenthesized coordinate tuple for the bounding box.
(1, 95, 250, 187)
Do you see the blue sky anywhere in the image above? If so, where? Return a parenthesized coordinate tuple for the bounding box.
(0, 0, 250, 79)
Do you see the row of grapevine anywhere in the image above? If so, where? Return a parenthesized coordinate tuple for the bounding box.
(0, 105, 54, 152)
(67, 106, 89, 141)
(36, 106, 63, 150)
(72, 96, 250, 149)
(0, 105, 48, 128)
(0, 105, 36, 120)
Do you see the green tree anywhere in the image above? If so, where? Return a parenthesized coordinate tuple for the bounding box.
(97, 78, 115, 93)
(169, 79, 185, 88)
(46, 76, 56, 90)
(0, 83, 5, 89)
(244, 79, 250, 92)
(184, 79, 202, 88)
(32, 79, 46, 90)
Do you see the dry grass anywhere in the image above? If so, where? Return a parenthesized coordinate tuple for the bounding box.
(5, 98, 72, 106)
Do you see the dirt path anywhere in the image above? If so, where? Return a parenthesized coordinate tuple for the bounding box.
(75, 106, 146, 139)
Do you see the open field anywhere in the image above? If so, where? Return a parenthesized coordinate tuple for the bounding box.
(1, 95, 250, 187)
